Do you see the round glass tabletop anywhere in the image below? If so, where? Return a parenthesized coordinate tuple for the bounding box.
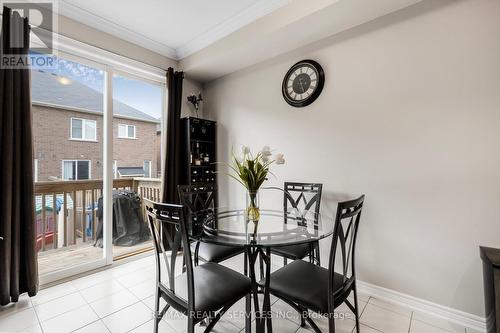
(191, 208, 333, 247)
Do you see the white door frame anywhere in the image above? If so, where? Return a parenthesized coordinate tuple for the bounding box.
(37, 33, 166, 285)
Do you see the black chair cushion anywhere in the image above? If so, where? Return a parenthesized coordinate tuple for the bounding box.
(192, 242, 244, 263)
(175, 262, 251, 314)
(268, 259, 344, 313)
(272, 243, 311, 260)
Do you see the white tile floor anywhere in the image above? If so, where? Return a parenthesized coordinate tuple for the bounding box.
(0, 253, 475, 333)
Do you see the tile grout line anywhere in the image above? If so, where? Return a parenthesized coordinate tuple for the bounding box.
(34, 275, 124, 310)
(408, 310, 414, 333)
(366, 298, 412, 318)
(411, 317, 462, 333)
(357, 296, 388, 333)
(123, 312, 153, 333)
(367, 295, 468, 333)
(31, 297, 45, 333)
(359, 296, 370, 316)
(350, 296, 372, 333)
(98, 298, 143, 320)
(72, 286, 108, 333)
(23, 254, 471, 333)
(31, 287, 81, 308)
(111, 278, 158, 333)
(33, 293, 88, 324)
(1, 257, 149, 332)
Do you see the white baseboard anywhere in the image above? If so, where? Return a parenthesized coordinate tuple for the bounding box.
(357, 280, 486, 332)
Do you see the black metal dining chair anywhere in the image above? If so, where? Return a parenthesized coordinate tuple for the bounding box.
(178, 184, 246, 266)
(267, 195, 365, 333)
(145, 199, 252, 333)
(272, 182, 323, 265)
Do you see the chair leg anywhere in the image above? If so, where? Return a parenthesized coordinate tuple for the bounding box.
(244, 252, 248, 276)
(153, 289, 160, 333)
(299, 306, 306, 327)
(259, 254, 265, 281)
(328, 317, 336, 333)
(315, 242, 321, 266)
(243, 253, 251, 332)
(194, 241, 201, 267)
(283, 257, 287, 266)
(304, 314, 322, 333)
(353, 284, 361, 333)
(310, 241, 320, 266)
(204, 300, 238, 333)
(182, 253, 187, 273)
(187, 317, 195, 333)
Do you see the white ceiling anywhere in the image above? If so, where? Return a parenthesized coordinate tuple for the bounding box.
(59, 0, 290, 60)
(180, 0, 425, 82)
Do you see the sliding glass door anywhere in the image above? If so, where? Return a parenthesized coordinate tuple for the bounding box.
(32, 52, 107, 283)
(111, 72, 164, 259)
(31, 35, 166, 283)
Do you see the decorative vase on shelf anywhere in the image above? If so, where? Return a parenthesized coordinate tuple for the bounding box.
(246, 190, 260, 237)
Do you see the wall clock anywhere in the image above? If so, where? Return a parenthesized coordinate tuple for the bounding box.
(282, 59, 325, 107)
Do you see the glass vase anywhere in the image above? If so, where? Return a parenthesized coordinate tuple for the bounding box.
(246, 190, 260, 238)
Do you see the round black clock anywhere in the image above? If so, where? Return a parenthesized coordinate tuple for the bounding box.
(282, 59, 325, 107)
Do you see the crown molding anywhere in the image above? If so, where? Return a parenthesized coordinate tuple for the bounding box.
(58, 0, 289, 60)
(175, 0, 291, 59)
(59, 1, 178, 59)
(53, 32, 167, 82)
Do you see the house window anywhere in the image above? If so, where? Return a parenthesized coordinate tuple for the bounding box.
(71, 118, 97, 141)
(62, 160, 91, 180)
(118, 124, 136, 139)
(143, 160, 151, 178)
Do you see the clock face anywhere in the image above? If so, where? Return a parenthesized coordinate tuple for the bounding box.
(282, 60, 324, 107)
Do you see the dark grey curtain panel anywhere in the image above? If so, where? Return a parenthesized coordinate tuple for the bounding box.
(161, 67, 184, 205)
(160, 68, 183, 249)
(0, 6, 38, 305)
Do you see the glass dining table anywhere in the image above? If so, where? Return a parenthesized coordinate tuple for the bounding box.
(191, 207, 333, 333)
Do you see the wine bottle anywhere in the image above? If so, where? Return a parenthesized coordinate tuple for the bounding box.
(195, 142, 202, 166)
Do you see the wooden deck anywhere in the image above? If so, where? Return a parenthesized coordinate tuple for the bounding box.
(37, 240, 153, 276)
(34, 178, 160, 277)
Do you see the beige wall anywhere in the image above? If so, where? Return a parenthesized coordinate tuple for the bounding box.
(204, 0, 500, 317)
(182, 78, 205, 118)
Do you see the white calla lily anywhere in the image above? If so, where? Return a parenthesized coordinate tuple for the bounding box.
(275, 153, 285, 165)
(241, 145, 250, 155)
(261, 146, 272, 155)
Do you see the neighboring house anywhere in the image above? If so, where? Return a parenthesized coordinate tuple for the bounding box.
(32, 69, 161, 181)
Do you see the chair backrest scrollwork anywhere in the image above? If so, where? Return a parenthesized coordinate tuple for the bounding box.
(145, 199, 195, 313)
(328, 195, 365, 303)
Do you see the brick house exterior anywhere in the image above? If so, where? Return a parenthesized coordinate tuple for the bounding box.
(33, 104, 160, 181)
(32, 70, 161, 181)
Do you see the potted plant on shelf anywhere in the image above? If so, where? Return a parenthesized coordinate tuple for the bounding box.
(226, 146, 285, 237)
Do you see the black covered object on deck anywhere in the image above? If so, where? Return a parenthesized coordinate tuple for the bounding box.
(95, 190, 150, 247)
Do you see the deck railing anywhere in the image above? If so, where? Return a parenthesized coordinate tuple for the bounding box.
(34, 178, 161, 252)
